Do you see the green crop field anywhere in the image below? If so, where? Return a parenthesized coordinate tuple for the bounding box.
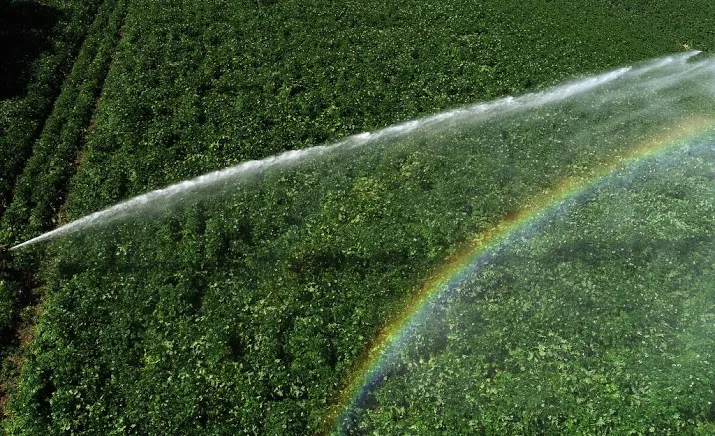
(1, 0, 714, 434)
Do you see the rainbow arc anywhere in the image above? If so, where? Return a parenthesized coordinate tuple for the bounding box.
(326, 117, 715, 434)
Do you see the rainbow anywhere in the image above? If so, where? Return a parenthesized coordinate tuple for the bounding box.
(325, 117, 715, 434)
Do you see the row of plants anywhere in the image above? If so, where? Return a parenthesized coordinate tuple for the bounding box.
(1, 0, 128, 245)
(0, 0, 128, 420)
(0, 0, 103, 219)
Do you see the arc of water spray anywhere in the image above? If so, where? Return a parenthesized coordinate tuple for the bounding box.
(10, 51, 703, 251)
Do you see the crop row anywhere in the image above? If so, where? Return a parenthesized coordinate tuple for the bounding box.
(1, 0, 128, 245)
(0, 0, 103, 220)
(0, 0, 128, 419)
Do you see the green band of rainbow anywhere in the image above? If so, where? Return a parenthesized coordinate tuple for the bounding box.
(325, 117, 715, 434)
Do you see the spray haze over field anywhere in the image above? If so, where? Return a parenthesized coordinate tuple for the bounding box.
(5, 50, 715, 434)
(11, 51, 713, 250)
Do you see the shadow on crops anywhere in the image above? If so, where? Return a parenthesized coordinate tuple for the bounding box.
(0, 1, 61, 99)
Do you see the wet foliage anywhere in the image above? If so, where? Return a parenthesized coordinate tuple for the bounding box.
(352, 147, 715, 434)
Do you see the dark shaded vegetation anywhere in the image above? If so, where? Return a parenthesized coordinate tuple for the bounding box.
(0, 0, 102, 219)
(0, 250, 38, 347)
(0, 1, 60, 99)
(0, 0, 125, 422)
(1, 0, 128, 244)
